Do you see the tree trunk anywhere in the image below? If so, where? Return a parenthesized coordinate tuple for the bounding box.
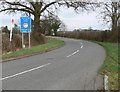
(111, 17, 118, 42)
(111, 2, 118, 40)
(32, 14, 46, 44)
(112, 19, 117, 32)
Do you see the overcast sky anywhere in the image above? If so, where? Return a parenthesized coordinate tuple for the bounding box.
(0, 6, 110, 31)
(58, 7, 110, 31)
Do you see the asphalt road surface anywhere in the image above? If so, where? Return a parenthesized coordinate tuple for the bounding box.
(2, 37, 106, 90)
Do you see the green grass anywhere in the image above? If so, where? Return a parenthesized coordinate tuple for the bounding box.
(2, 38, 64, 61)
(97, 42, 118, 90)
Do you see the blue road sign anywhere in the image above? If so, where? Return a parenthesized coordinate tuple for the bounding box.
(20, 17, 31, 33)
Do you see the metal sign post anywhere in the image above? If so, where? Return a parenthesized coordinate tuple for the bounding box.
(20, 17, 31, 48)
(22, 32, 24, 48)
(28, 30, 31, 48)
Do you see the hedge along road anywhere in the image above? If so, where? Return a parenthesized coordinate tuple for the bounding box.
(2, 37, 106, 90)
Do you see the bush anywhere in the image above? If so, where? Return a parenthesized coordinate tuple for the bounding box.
(2, 32, 47, 53)
(2, 34, 22, 53)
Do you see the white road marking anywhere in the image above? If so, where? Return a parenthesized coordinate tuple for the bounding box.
(0, 63, 51, 81)
(81, 45, 83, 48)
(80, 43, 83, 48)
(66, 50, 79, 58)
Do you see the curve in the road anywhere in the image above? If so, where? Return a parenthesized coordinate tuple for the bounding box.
(2, 37, 106, 90)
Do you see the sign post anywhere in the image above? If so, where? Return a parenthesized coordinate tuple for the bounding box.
(28, 30, 31, 48)
(22, 32, 24, 48)
(20, 17, 31, 48)
(10, 18, 14, 42)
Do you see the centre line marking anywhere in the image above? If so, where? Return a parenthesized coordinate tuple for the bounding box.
(81, 45, 83, 48)
(0, 63, 51, 81)
(67, 50, 79, 58)
(80, 43, 83, 48)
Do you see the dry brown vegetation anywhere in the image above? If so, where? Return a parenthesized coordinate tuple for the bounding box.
(2, 33, 47, 54)
(57, 31, 118, 43)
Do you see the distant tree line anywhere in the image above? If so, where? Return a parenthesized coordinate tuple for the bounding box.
(73, 28, 110, 32)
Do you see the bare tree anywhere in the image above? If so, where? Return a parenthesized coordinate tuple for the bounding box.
(99, 1, 120, 34)
(0, 0, 94, 43)
(59, 21, 67, 32)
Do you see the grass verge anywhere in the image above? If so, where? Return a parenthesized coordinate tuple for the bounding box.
(96, 42, 118, 90)
(2, 38, 64, 61)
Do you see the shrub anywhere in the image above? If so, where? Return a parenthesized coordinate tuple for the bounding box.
(2, 32, 47, 53)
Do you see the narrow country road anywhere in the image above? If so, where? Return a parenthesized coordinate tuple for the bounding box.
(2, 37, 106, 90)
